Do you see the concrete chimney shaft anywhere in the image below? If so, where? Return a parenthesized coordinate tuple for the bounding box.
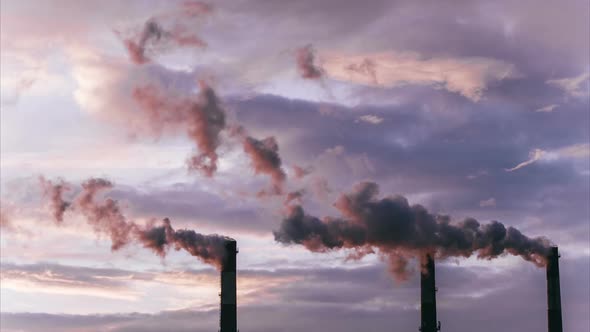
(220, 240, 237, 332)
(547, 246, 563, 332)
(420, 253, 440, 332)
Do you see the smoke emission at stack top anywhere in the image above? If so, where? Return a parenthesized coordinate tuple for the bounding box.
(274, 181, 552, 279)
(39, 177, 233, 269)
(296, 44, 324, 80)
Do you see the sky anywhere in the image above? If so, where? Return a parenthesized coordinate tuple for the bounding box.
(0, 0, 589, 331)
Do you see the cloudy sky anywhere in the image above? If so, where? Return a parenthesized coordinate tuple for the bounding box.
(1, 0, 589, 331)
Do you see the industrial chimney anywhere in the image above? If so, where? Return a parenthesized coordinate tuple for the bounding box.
(420, 253, 440, 332)
(547, 246, 563, 332)
(220, 240, 238, 332)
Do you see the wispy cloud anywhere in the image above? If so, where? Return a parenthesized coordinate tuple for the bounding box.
(505, 148, 545, 172)
(0, 263, 142, 301)
(320, 51, 517, 101)
(547, 72, 590, 98)
(479, 197, 496, 207)
(506, 143, 590, 171)
(534, 104, 559, 113)
(357, 114, 384, 125)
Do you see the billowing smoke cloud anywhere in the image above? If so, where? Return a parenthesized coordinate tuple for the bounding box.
(121, 2, 210, 64)
(39, 177, 233, 269)
(228, 125, 287, 195)
(138, 218, 231, 269)
(75, 178, 135, 250)
(296, 44, 324, 80)
(274, 181, 552, 280)
(243, 136, 286, 195)
(39, 176, 71, 223)
(185, 83, 227, 175)
(133, 81, 226, 176)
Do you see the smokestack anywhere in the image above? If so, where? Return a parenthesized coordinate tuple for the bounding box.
(547, 246, 563, 332)
(420, 253, 440, 332)
(220, 240, 237, 332)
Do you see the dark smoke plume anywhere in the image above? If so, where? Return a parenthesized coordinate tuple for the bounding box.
(185, 83, 227, 176)
(40, 177, 233, 269)
(228, 125, 287, 195)
(121, 3, 210, 65)
(296, 44, 323, 80)
(138, 218, 232, 269)
(243, 136, 286, 195)
(133, 82, 226, 177)
(75, 178, 135, 250)
(133, 82, 286, 185)
(274, 181, 552, 280)
(39, 176, 71, 223)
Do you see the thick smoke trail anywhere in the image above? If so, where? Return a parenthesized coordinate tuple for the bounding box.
(118, 3, 286, 183)
(133, 80, 286, 185)
(186, 83, 227, 176)
(76, 178, 135, 250)
(121, 3, 210, 65)
(132, 82, 226, 177)
(296, 44, 324, 80)
(39, 177, 233, 269)
(138, 218, 231, 269)
(274, 181, 552, 279)
(39, 176, 71, 223)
